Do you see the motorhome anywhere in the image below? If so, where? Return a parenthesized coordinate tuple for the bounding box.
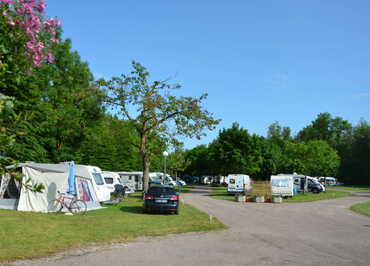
(281, 174, 325, 193)
(227, 174, 251, 194)
(319, 177, 337, 186)
(102, 171, 135, 195)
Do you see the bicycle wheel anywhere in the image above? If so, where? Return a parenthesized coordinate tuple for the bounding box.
(48, 199, 63, 213)
(70, 200, 87, 215)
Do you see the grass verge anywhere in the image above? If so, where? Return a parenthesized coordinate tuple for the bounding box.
(0, 195, 225, 262)
(284, 191, 352, 202)
(210, 186, 351, 203)
(210, 186, 234, 201)
(327, 186, 370, 192)
(176, 185, 192, 193)
(350, 201, 370, 217)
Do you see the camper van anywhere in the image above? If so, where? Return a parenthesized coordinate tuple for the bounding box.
(319, 177, 337, 186)
(227, 174, 251, 194)
(102, 171, 135, 195)
(271, 175, 294, 197)
(284, 174, 324, 193)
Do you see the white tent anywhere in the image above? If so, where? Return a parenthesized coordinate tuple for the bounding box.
(0, 162, 102, 212)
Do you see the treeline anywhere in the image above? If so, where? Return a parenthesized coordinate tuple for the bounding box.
(0, 1, 164, 173)
(181, 114, 370, 185)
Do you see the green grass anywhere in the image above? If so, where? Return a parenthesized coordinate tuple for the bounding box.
(0, 194, 226, 262)
(210, 186, 352, 203)
(176, 185, 192, 193)
(327, 186, 370, 192)
(350, 201, 370, 217)
(283, 191, 352, 202)
(210, 186, 235, 201)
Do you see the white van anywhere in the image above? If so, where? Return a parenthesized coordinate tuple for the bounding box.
(102, 171, 135, 194)
(227, 174, 251, 194)
(271, 175, 294, 197)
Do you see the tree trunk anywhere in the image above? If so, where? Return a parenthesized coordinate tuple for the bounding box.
(142, 154, 150, 192)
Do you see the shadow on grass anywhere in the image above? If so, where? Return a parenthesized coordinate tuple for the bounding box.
(119, 206, 175, 215)
(120, 206, 144, 214)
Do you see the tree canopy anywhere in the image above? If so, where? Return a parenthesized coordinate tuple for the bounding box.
(98, 61, 220, 191)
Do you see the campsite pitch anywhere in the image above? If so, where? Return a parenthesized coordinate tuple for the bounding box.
(0, 194, 225, 261)
(210, 186, 352, 202)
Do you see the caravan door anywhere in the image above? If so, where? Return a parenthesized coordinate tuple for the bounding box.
(87, 167, 111, 202)
(227, 174, 250, 194)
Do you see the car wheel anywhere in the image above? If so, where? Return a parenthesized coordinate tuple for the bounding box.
(175, 208, 179, 215)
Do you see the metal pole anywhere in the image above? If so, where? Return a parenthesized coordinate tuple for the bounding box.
(164, 156, 167, 177)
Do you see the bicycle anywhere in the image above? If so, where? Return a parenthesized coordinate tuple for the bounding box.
(49, 191, 87, 215)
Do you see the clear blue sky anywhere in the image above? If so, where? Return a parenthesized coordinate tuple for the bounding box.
(46, 0, 370, 148)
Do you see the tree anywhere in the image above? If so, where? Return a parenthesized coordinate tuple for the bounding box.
(267, 121, 291, 140)
(32, 39, 104, 162)
(0, 94, 43, 192)
(209, 122, 264, 177)
(0, 0, 60, 100)
(297, 113, 352, 148)
(281, 140, 340, 177)
(98, 61, 220, 191)
(339, 119, 370, 185)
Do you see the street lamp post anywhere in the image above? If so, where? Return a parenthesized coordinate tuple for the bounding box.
(163, 151, 168, 183)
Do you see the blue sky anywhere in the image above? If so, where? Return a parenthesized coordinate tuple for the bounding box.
(46, 0, 370, 148)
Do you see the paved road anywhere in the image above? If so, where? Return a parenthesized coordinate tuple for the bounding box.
(14, 186, 370, 266)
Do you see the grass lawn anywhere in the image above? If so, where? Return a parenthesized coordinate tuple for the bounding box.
(327, 186, 370, 192)
(210, 186, 352, 203)
(0, 194, 226, 262)
(210, 186, 234, 201)
(176, 185, 192, 193)
(350, 201, 370, 217)
(283, 191, 352, 203)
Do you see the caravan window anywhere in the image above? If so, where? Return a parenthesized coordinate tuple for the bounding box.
(104, 177, 114, 184)
(92, 173, 105, 185)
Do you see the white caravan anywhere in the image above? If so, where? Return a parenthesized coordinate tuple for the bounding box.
(271, 175, 294, 197)
(0, 162, 105, 212)
(227, 174, 251, 194)
(118, 172, 143, 191)
(102, 171, 135, 194)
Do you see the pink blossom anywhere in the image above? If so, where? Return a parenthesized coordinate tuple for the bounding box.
(3, 0, 60, 67)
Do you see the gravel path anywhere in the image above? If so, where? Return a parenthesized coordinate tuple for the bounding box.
(13, 186, 370, 266)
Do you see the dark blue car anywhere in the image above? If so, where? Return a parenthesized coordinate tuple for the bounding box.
(143, 185, 179, 214)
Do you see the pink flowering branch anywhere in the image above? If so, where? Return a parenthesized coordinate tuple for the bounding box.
(1, 0, 60, 66)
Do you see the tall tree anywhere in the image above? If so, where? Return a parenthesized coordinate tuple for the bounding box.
(98, 61, 220, 191)
(297, 112, 352, 148)
(210, 122, 264, 176)
(267, 121, 291, 140)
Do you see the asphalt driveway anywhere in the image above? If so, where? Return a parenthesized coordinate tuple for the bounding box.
(13, 186, 370, 266)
